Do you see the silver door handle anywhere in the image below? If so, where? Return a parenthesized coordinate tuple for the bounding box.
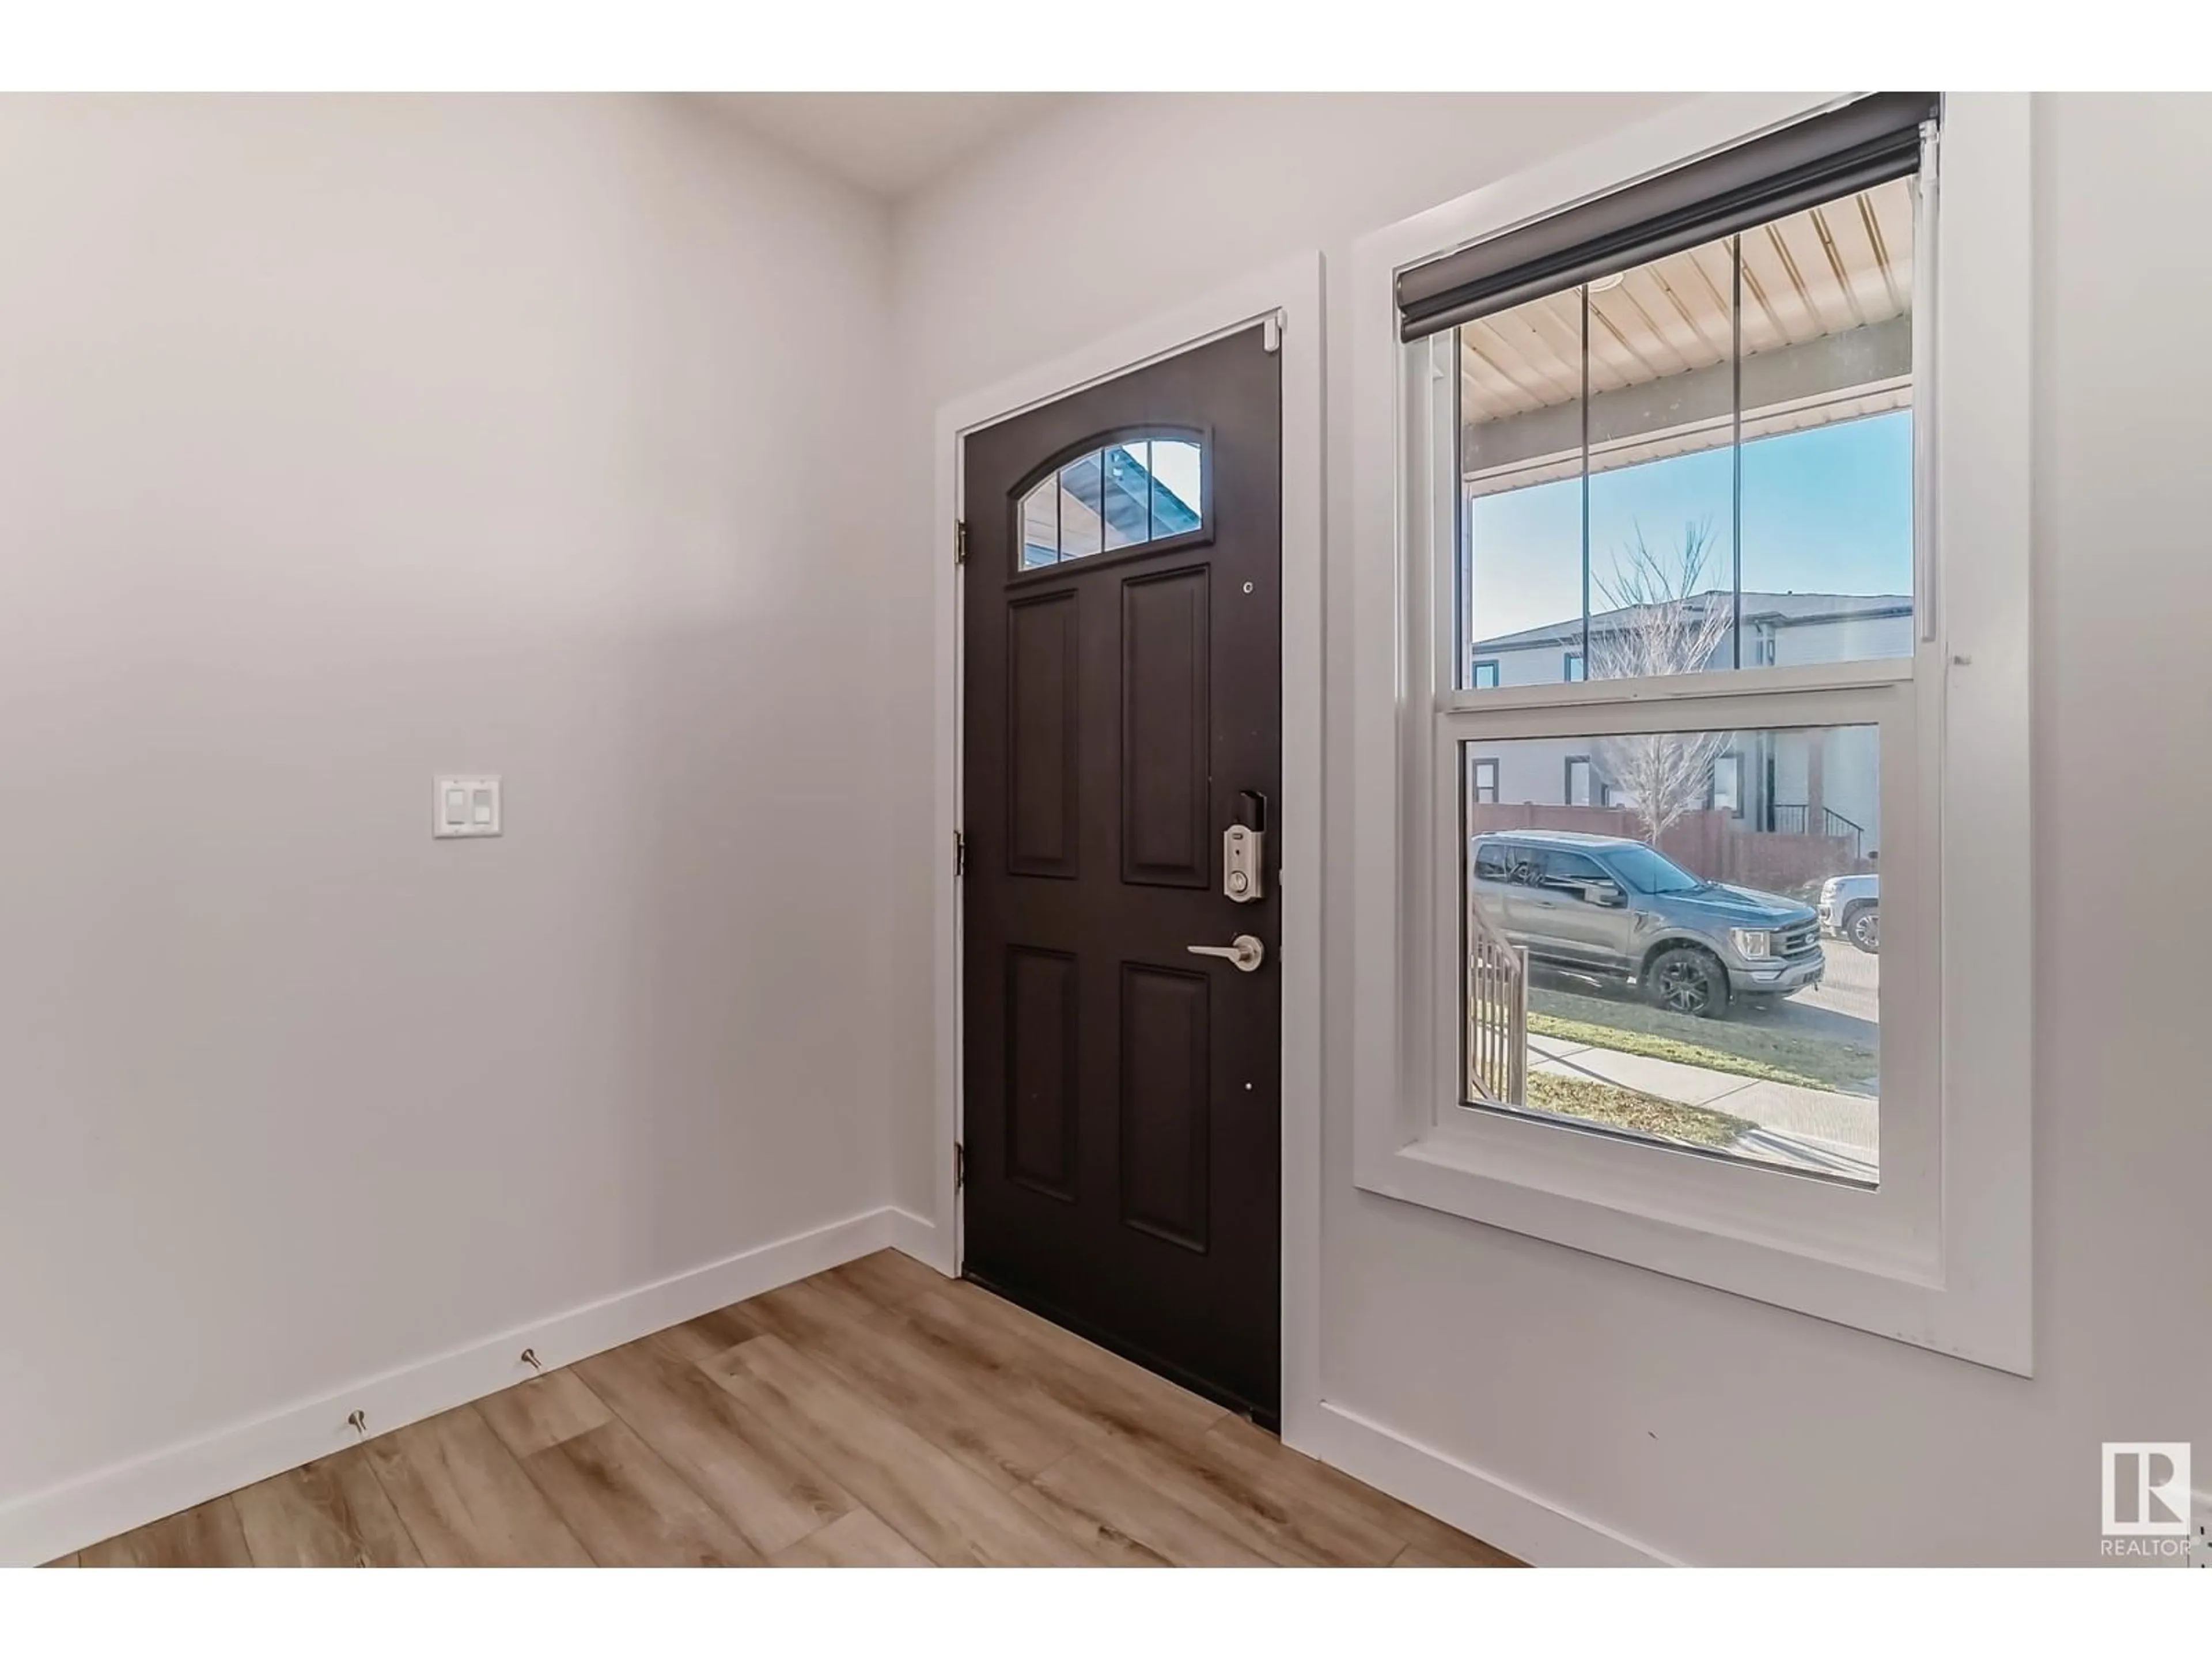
(1187, 934, 1266, 972)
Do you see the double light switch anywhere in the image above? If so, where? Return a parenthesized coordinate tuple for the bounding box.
(434, 775, 502, 838)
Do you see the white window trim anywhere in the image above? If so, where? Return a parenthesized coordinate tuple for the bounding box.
(1349, 93, 2032, 1373)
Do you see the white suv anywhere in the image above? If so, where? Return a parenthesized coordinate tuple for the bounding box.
(1819, 873, 1879, 955)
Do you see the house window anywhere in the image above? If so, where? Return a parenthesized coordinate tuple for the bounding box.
(1712, 752, 1743, 816)
(1471, 658, 1500, 689)
(1470, 757, 1499, 805)
(1563, 756, 1593, 806)
(1455, 142, 1921, 1161)
(1469, 728, 1877, 1177)
(1355, 93, 2033, 1371)
(1016, 431, 1205, 570)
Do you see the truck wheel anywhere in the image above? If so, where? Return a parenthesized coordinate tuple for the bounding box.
(1643, 945, 1729, 1019)
(1845, 903, 1880, 955)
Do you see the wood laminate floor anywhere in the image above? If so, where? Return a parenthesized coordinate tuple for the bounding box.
(60, 1251, 1520, 1569)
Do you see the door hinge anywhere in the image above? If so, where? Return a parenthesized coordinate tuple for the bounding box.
(954, 830, 967, 877)
(1261, 309, 1285, 354)
(955, 520, 968, 564)
(955, 1142, 965, 1191)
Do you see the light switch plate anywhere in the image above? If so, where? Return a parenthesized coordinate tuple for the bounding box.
(433, 775, 502, 839)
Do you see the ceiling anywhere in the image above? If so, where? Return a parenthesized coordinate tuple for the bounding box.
(698, 93, 1066, 198)
(1461, 178, 1915, 493)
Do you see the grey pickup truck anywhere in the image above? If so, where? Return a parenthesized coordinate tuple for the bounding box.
(1471, 830, 1824, 1019)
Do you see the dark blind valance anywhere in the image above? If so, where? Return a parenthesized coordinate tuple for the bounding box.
(1397, 93, 1938, 342)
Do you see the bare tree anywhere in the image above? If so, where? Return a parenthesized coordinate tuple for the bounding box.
(1586, 521, 1736, 846)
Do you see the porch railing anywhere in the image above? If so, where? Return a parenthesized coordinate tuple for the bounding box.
(1822, 806, 1865, 861)
(1467, 896, 1529, 1107)
(1764, 802, 1863, 860)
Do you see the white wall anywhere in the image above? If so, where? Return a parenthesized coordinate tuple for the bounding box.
(892, 92, 2212, 1563)
(0, 95, 898, 1531)
(885, 91, 1684, 1214)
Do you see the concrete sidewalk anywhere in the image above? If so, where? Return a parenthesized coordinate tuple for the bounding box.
(1531, 1033, 1878, 1178)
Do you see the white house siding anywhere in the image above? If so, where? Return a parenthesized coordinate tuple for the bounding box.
(1474, 738, 1584, 808)
(1772, 609, 1912, 668)
(1468, 608, 1897, 847)
(1476, 727, 1877, 849)
(1472, 636, 1581, 690)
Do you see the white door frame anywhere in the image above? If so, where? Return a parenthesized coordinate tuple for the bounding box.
(929, 251, 1325, 1446)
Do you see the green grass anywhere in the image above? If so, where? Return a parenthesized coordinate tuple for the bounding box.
(1529, 985, 1877, 1094)
(1523, 1071, 1756, 1150)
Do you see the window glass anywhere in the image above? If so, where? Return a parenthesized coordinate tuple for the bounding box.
(1537, 849, 1610, 900)
(1583, 231, 1739, 681)
(1472, 757, 1500, 804)
(1059, 451, 1104, 561)
(1472, 659, 1501, 690)
(1147, 438, 1203, 537)
(1016, 433, 1205, 570)
(1713, 753, 1743, 815)
(1459, 182, 1915, 683)
(1463, 727, 1880, 1184)
(1565, 757, 1593, 806)
(1101, 441, 1150, 551)
(1604, 841, 1703, 895)
(1473, 838, 1514, 882)
(1738, 179, 1915, 662)
(1021, 467, 1060, 569)
(1461, 281, 1586, 690)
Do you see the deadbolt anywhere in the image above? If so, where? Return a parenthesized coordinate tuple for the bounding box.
(1224, 824, 1263, 902)
(1224, 791, 1267, 903)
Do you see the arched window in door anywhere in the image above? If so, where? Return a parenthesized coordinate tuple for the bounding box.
(1016, 431, 1206, 570)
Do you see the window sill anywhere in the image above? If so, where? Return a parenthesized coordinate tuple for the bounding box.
(1354, 1117, 2033, 1374)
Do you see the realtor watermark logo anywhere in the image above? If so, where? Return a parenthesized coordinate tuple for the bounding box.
(2101, 1442, 2192, 1558)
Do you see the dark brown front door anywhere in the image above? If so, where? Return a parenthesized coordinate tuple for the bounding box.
(961, 326, 1283, 1424)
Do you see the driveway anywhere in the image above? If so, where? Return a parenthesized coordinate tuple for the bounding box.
(1775, 939, 1878, 1031)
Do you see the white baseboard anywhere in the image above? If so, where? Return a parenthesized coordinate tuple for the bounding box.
(0, 1203, 935, 1567)
(6, 1202, 1660, 1570)
(881, 1206, 951, 1276)
(1303, 1400, 1675, 1567)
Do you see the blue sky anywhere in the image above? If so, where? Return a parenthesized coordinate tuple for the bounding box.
(1468, 410, 1915, 643)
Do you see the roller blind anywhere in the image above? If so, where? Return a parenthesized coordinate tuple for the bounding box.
(1397, 93, 1938, 342)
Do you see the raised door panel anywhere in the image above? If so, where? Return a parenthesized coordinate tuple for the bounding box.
(1006, 592, 1079, 878)
(1120, 567, 1210, 888)
(1005, 947, 1079, 1202)
(1118, 963, 1210, 1252)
